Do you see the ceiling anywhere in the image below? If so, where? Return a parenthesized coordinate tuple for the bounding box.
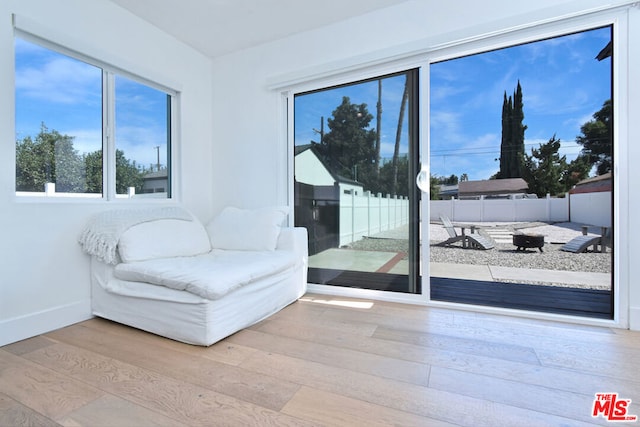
(108, 0, 410, 58)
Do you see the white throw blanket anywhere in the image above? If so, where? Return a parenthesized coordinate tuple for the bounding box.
(78, 207, 193, 265)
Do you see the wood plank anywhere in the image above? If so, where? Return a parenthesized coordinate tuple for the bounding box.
(228, 328, 431, 386)
(0, 349, 103, 421)
(373, 325, 541, 364)
(428, 366, 610, 426)
(252, 313, 640, 399)
(58, 394, 188, 427)
(79, 318, 259, 366)
(45, 323, 301, 412)
(2, 336, 56, 356)
(282, 386, 455, 427)
(0, 392, 61, 427)
(238, 348, 599, 426)
(22, 343, 316, 427)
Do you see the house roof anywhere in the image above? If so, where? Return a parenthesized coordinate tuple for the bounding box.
(570, 172, 612, 194)
(143, 170, 168, 179)
(459, 178, 528, 196)
(294, 144, 361, 187)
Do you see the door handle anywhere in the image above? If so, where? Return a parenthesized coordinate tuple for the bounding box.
(416, 168, 430, 193)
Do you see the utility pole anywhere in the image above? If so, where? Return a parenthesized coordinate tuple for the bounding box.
(312, 116, 324, 144)
(155, 146, 160, 171)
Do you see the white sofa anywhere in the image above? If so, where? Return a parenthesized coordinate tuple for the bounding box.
(82, 206, 308, 346)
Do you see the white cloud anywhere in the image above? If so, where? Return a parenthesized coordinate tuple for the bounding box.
(61, 125, 167, 168)
(62, 128, 102, 154)
(16, 56, 101, 105)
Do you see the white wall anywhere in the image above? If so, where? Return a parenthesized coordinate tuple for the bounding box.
(210, 0, 639, 329)
(0, 0, 214, 345)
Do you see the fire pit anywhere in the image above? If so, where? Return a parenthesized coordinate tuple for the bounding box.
(513, 233, 545, 252)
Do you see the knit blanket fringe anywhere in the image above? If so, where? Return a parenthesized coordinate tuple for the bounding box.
(78, 206, 193, 265)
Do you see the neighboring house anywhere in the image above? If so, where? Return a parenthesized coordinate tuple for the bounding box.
(294, 144, 364, 195)
(438, 184, 458, 199)
(141, 169, 168, 194)
(458, 178, 530, 199)
(294, 144, 366, 255)
(569, 172, 612, 194)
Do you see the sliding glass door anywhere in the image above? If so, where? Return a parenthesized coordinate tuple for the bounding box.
(293, 70, 421, 293)
(428, 26, 614, 318)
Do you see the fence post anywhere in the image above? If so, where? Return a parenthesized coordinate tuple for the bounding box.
(366, 190, 371, 237)
(351, 189, 356, 244)
(45, 182, 55, 196)
(546, 193, 551, 222)
(450, 196, 455, 221)
(377, 193, 382, 234)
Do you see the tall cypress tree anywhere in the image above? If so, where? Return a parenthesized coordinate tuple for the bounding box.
(498, 81, 527, 178)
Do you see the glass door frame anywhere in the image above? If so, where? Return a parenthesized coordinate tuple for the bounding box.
(420, 10, 627, 327)
(285, 61, 430, 304)
(281, 5, 628, 327)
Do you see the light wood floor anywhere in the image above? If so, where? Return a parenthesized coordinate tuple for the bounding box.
(2, 294, 639, 426)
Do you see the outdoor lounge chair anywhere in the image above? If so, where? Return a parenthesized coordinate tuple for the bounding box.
(437, 215, 495, 250)
(561, 226, 610, 253)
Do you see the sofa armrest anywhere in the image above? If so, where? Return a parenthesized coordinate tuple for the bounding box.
(276, 227, 308, 258)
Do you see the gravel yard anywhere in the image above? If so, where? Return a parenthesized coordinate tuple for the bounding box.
(346, 221, 612, 274)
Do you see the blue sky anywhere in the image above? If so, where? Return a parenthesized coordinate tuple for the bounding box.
(15, 38, 169, 170)
(295, 73, 410, 166)
(295, 26, 611, 181)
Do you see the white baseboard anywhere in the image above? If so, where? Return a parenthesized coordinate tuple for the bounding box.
(0, 300, 92, 347)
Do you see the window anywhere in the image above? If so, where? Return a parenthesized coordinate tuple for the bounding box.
(15, 36, 174, 199)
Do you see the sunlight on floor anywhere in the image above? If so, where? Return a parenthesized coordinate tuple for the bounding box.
(300, 296, 374, 309)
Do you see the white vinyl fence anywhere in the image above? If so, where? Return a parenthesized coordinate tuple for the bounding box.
(569, 191, 612, 227)
(430, 192, 612, 226)
(336, 191, 611, 247)
(339, 190, 409, 247)
(430, 194, 570, 223)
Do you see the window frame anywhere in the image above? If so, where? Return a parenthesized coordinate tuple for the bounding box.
(13, 23, 179, 202)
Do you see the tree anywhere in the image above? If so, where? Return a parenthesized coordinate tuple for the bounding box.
(16, 123, 85, 192)
(318, 96, 378, 191)
(16, 123, 146, 194)
(375, 79, 382, 176)
(390, 79, 409, 196)
(83, 150, 103, 193)
(429, 174, 441, 200)
(576, 99, 612, 175)
(521, 135, 568, 197)
(498, 81, 527, 179)
(115, 149, 145, 194)
(563, 154, 592, 190)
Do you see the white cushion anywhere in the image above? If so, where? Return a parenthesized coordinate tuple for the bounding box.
(115, 249, 297, 300)
(206, 206, 288, 251)
(118, 219, 211, 263)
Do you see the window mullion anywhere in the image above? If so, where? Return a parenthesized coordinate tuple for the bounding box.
(103, 71, 116, 200)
